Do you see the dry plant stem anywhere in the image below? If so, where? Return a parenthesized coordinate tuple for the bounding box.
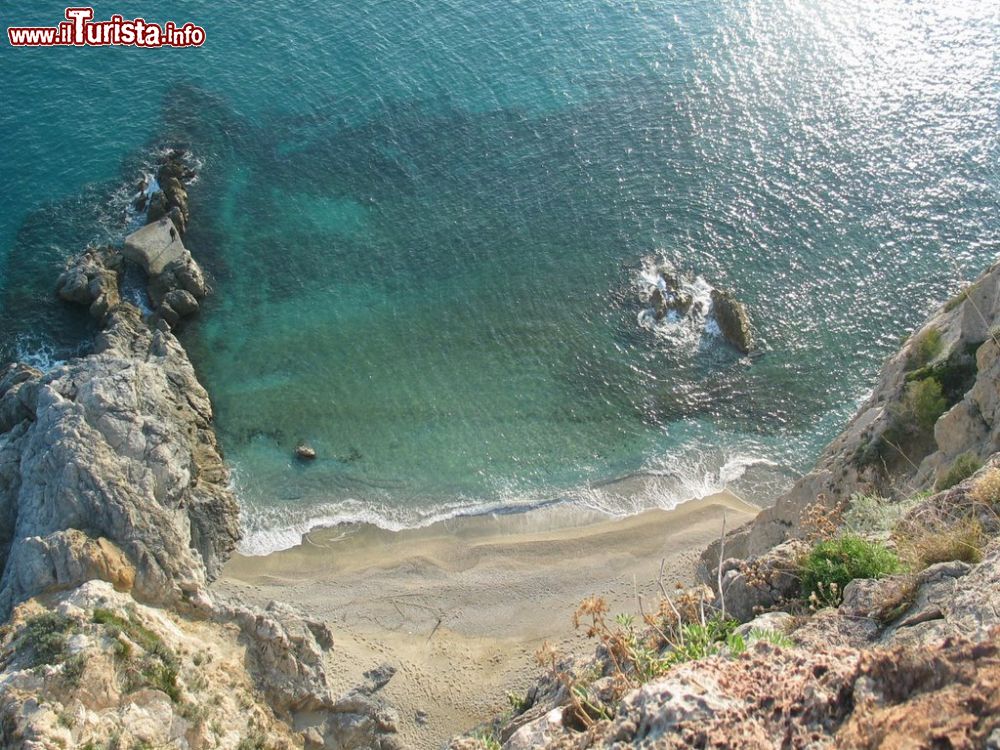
(542, 650, 594, 729)
(634, 573, 672, 647)
(717, 511, 727, 621)
(633, 574, 642, 618)
(881, 435, 922, 474)
(658, 559, 685, 647)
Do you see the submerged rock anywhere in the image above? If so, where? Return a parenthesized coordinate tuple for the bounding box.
(648, 265, 695, 321)
(710, 288, 754, 353)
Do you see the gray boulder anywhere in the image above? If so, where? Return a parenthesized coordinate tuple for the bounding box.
(718, 539, 808, 622)
(55, 246, 122, 321)
(123, 218, 207, 319)
(123, 218, 189, 277)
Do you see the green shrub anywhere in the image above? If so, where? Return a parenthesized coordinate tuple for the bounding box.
(93, 608, 165, 655)
(906, 342, 979, 403)
(21, 613, 78, 667)
(897, 377, 948, 432)
(935, 452, 983, 491)
(140, 659, 181, 702)
(62, 653, 87, 686)
(96, 608, 182, 703)
(801, 536, 900, 608)
(910, 328, 943, 368)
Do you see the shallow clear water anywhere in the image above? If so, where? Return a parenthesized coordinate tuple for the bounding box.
(1, 1, 997, 552)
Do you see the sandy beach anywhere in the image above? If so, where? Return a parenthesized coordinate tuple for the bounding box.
(215, 490, 757, 748)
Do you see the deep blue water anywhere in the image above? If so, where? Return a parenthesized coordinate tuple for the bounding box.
(1, 1, 997, 552)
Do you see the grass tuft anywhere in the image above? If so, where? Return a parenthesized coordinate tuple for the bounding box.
(970, 468, 1000, 506)
(801, 536, 900, 608)
(896, 515, 985, 569)
(936, 452, 983, 492)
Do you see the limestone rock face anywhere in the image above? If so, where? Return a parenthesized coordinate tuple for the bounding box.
(0, 581, 302, 750)
(880, 545, 1000, 648)
(918, 336, 1000, 487)
(0, 305, 240, 614)
(203, 595, 401, 750)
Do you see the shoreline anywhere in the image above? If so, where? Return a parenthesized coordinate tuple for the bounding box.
(236, 461, 781, 556)
(216, 489, 758, 749)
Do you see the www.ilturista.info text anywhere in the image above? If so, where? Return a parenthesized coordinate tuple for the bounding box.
(8, 7, 206, 48)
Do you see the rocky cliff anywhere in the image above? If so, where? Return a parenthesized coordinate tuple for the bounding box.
(707, 260, 1000, 562)
(0, 152, 401, 750)
(0, 304, 238, 615)
(450, 259, 1000, 750)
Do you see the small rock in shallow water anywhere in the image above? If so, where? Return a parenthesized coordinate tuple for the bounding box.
(296, 444, 317, 460)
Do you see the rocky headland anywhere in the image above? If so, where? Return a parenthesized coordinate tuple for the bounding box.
(0, 152, 402, 750)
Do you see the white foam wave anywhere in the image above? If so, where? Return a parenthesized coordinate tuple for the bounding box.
(236, 495, 548, 556)
(635, 256, 718, 350)
(14, 334, 72, 373)
(232, 446, 786, 556)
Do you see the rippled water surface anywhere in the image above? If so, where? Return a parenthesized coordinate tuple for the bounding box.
(1, 1, 997, 551)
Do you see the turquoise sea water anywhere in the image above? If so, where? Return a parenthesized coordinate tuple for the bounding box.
(1, 1, 997, 552)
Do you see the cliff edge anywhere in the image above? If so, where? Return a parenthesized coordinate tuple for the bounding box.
(0, 152, 401, 750)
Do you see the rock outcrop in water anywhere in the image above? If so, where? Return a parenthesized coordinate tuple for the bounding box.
(639, 262, 754, 353)
(123, 216, 208, 327)
(147, 149, 196, 235)
(0, 151, 402, 750)
(709, 288, 754, 354)
(55, 245, 123, 322)
(649, 266, 695, 321)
